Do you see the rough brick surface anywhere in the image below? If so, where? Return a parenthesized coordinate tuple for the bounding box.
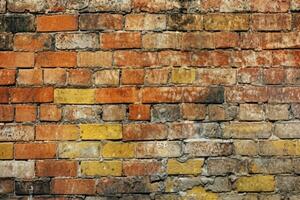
(0, 0, 298, 199)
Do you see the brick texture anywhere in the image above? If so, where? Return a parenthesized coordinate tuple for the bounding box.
(0, 0, 298, 199)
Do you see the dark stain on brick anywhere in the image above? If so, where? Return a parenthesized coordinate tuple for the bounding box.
(0, 33, 12, 50)
(15, 179, 50, 195)
(168, 14, 195, 30)
(5, 15, 35, 33)
(206, 87, 225, 103)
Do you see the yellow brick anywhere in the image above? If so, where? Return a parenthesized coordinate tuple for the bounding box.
(167, 159, 204, 175)
(80, 124, 122, 140)
(259, 140, 296, 156)
(171, 68, 196, 84)
(236, 175, 275, 192)
(58, 142, 100, 158)
(102, 142, 135, 158)
(204, 14, 249, 31)
(54, 89, 95, 104)
(81, 161, 122, 176)
(183, 186, 218, 200)
(0, 143, 13, 159)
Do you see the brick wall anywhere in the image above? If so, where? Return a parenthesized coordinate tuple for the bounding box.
(0, 0, 300, 199)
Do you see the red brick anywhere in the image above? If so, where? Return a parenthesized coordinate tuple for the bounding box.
(214, 32, 239, 48)
(36, 51, 77, 68)
(37, 15, 78, 32)
(121, 69, 145, 85)
(115, 51, 158, 67)
(252, 14, 291, 31)
(43, 69, 67, 85)
(0, 52, 34, 68)
(251, 0, 290, 12)
(142, 87, 182, 103)
(268, 87, 300, 103)
(123, 123, 167, 141)
(67, 69, 92, 86)
(0, 70, 15, 85)
(0, 88, 9, 103)
(15, 105, 36, 122)
(123, 160, 163, 176)
(226, 86, 268, 103)
(95, 87, 139, 103)
(100, 32, 142, 49)
(51, 179, 95, 195)
(14, 33, 53, 51)
(36, 160, 77, 177)
(0, 105, 14, 122)
(129, 104, 151, 121)
(40, 104, 62, 122)
(264, 68, 285, 85)
(182, 103, 206, 120)
(15, 143, 57, 159)
(36, 124, 79, 141)
(17, 69, 43, 86)
(272, 50, 300, 67)
(287, 68, 300, 85)
(10, 87, 54, 103)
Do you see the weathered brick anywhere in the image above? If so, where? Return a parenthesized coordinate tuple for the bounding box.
(151, 104, 180, 122)
(0, 179, 13, 194)
(63, 105, 100, 122)
(7, 0, 46, 12)
(43, 68, 66, 85)
(52, 179, 96, 195)
(37, 15, 78, 32)
(0, 0, 5, 13)
(234, 140, 258, 156)
(58, 142, 100, 158)
(15, 180, 50, 195)
(67, 69, 92, 86)
(145, 68, 169, 85)
(80, 124, 122, 140)
(183, 186, 218, 200)
(249, 158, 292, 174)
(0, 33, 12, 50)
(132, 0, 180, 12)
(54, 89, 95, 104)
(220, 0, 251, 12)
(36, 51, 77, 68)
(167, 14, 202, 30)
(251, 0, 290, 12)
(268, 87, 300, 103)
(252, 14, 291, 31)
(123, 160, 163, 176)
(102, 105, 126, 121)
(182, 103, 206, 120)
(275, 123, 300, 138)
(167, 159, 204, 175)
(207, 177, 232, 193)
(56, 33, 99, 50)
(81, 161, 122, 176)
(125, 14, 166, 31)
(123, 123, 167, 141)
(0, 52, 34, 68)
(100, 32, 142, 49)
(0, 105, 14, 122)
(78, 51, 113, 67)
(36, 160, 77, 177)
(143, 32, 182, 49)
(239, 104, 264, 121)
(0, 161, 34, 178)
(102, 142, 136, 158)
(95, 87, 139, 103)
(195, 68, 236, 85)
(36, 124, 79, 140)
(264, 68, 285, 85)
(208, 104, 237, 121)
(277, 176, 300, 192)
(0, 143, 13, 159)
(266, 104, 289, 120)
(167, 123, 198, 139)
(136, 141, 182, 158)
(80, 14, 123, 30)
(129, 104, 151, 121)
(94, 70, 119, 86)
(121, 69, 145, 85)
(15, 143, 56, 159)
(40, 104, 62, 121)
(88, 0, 131, 12)
(14, 33, 53, 51)
(226, 86, 268, 103)
(259, 140, 297, 156)
(204, 14, 249, 31)
(17, 69, 43, 86)
(115, 51, 158, 67)
(15, 105, 36, 122)
(0, 125, 34, 141)
(237, 67, 261, 84)
(185, 141, 233, 157)
(10, 87, 54, 103)
(207, 158, 248, 175)
(236, 175, 275, 192)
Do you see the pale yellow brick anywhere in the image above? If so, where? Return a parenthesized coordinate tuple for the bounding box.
(171, 68, 196, 84)
(167, 159, 204, 175)
(0, 143, 13, 159)
(236, 175, 275, 192)
(54, 89, 95, 104)
(102, 142, 136, 158)
(81, 161, 122, 176)
(80, 124, 122, 140)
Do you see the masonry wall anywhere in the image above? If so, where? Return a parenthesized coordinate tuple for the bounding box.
(1, 0, 300, 199)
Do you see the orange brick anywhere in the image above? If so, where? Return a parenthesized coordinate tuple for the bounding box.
(95, 87, 139, 103)
(123, 160, 163, 176)
(15, 143, 57, 159)
(10, 87, 54, 103)
(67, 69, 92, 86)
(14, 33, 53, 51)
(36, 160, 77, 177)
(37, 15, 78, 32)
(115, 51, 158, 67)
(123, 123, 167, 140)
(36, 124, 79, 140)
(264, 68, 286, 85)
(100, 32, 142, 49)
(0, 52, 34, 68)
(0, 105, 14, 122)
(0, 70, 16, 85)
(15, 105, 36, 122)
(128, 104, 150, 121)
(0, 88, 9, 103)
(77, 51, 113, 67)
(17, 69, 43, 86)
(121, 69, 145, 85)
(36, 51, 77, 68)
(40, 104, 62, 121)
(51, 179, 96, 195)
(43, 69, 67, 85)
